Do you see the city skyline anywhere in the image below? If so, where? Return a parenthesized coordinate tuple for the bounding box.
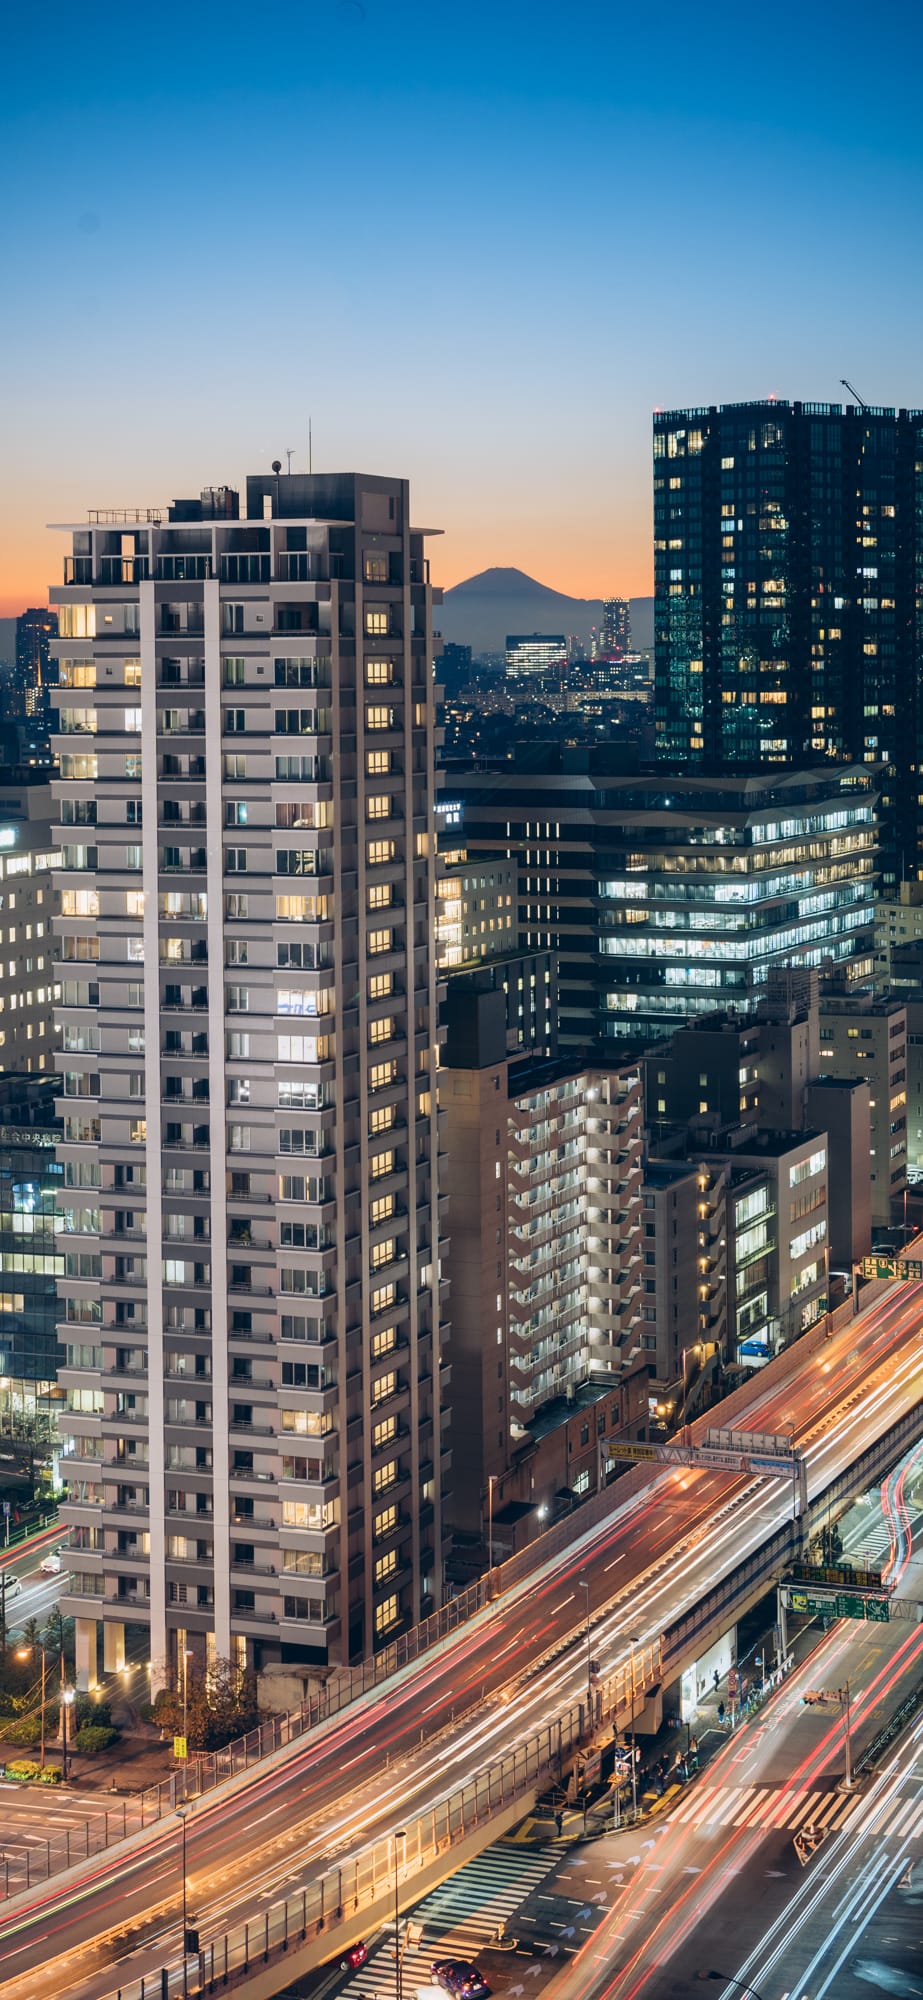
(3, 0, 923, 615)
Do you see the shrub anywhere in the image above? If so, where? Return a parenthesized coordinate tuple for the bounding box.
(39, 1765, 63, 1784)
(5, 1759, 43, 1782)
(6, 1715, 44, 1747)
(74, 1695, 111, 1730)
(73, 1724, 119, 1754)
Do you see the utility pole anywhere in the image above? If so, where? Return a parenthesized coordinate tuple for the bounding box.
(394, 1829, 407, 2000)
(841, 1681, 853, 1790)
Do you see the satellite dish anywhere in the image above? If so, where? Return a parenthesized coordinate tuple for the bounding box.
(271, 459, 282, 475)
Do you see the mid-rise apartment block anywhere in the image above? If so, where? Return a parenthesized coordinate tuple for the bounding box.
(817, 995, 907, 1227)
(440, 981, 646, 1539)
(50, 470, 448, 1688)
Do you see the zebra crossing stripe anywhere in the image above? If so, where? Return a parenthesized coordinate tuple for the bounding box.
(787, 1792, 824, 1830)
(883, 1797, 920, 1838)
(811, 1793, 846, 1829)
(677, 1786, 721, 1825)
(826, 1794, 859, 1829)
(734, 1790, 776, 1828)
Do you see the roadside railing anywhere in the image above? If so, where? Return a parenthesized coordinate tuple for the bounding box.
(101, 1646, 662, 2000)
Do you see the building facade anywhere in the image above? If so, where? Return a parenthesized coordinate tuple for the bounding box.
(0, 778, 59, 1074)
(453, 753, 879, 1049)
(816, 995, 908, 1227)
(653, 400, 923, 882)
(504, 634, 566, 678)
(50, 471, 448, 1689)
(440, 1000, 647, 1537)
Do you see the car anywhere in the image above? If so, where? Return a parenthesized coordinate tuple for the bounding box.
(339, 1942, 368, 1971)
(0, 1573, 21, 1597)
(39, 1553, 63, 1576)
(431, 1963, 491, 2000)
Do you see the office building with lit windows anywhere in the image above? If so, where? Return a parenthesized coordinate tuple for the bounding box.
(653, 400, 923, 884)
(49, 471, 448, 1689)
(453, 751, 879, 1048)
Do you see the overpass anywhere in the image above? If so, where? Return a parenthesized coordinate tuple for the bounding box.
(1, 1279, 921, 2000)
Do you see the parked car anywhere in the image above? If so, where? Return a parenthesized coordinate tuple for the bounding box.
(431, 1963, 490, 1999)
(39, 1552, 63, 1576)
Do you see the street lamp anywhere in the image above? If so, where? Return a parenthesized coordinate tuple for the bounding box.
(177, 1805, 193, 2000)
(182, 1645, 193, 1801)
(628, 1634, 641, 1819)
(393, 1829, 407, 2000)
(486, 1476, 497, 1596)
(60, 1683, 74, 1782)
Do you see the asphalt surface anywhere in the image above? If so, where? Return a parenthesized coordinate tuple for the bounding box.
(1, 1289, 922, 2000)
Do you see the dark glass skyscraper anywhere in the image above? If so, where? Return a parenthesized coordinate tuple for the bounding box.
(653, 400, 923, 883)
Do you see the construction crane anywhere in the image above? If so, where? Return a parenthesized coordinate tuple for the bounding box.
(840, 377, 870, 410)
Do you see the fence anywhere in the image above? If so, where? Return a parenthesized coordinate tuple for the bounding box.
(102, 1644, 661, 2000)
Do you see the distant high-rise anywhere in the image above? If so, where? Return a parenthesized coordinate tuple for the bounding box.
(49, 471, 448, 1689)
(653, 400, 923, 882)
(598, 597, 629, 657)
(15, 608, 58, 712)
(505, 633, 565, 678)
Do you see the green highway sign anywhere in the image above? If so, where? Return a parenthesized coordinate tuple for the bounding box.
(786, 1586, 889, 1623)
(860, 1255, 923, 1282)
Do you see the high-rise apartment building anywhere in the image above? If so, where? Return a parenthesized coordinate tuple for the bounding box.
(653, 400, 923, 881)
(50, 471, 448, 1689)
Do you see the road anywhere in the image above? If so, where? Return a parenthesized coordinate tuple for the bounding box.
(0, 1284, 921, 2000)
(540, 1434, 923, 2000)
(0, 1524, 69, 1640)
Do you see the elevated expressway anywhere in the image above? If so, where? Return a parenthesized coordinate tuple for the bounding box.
(1, 1281, 922, 2000)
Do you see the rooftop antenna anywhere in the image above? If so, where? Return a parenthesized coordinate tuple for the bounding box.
(840, 377, 870, 411)
(285, 450, 294, 474)
(309, 417, 313, 476)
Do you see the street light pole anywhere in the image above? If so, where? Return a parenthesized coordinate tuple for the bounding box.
(60, 1654, 71, 1783)
(394, 1829, 407, 2000)
(486, 1476, 496, 1597)
(178, 1806, 189, 2000)
(628, 1634, 641, 1819)
(841, 1680, 853, 1790)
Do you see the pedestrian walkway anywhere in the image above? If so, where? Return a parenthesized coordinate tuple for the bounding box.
(342, 1842, 561, 2000)
(664, 1780, 860, 1835)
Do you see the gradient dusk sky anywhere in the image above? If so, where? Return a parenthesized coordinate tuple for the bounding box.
(2, 0, 922, 617)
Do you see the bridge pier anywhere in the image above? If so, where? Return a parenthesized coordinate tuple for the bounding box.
(74, 1617, 98, 1692)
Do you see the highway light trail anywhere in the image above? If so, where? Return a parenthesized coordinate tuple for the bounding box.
(1, 1284, 922, 2000)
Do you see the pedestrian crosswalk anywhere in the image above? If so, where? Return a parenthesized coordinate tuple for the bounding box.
(341, 1842, 560, 2000)
(666, 1777, 923, 1844)
(666, 1782, 860, 1835)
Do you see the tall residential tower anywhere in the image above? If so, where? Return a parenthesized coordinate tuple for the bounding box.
(50, 472, 449, 1688)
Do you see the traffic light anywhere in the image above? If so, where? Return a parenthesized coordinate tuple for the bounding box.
(184, 1928, 200, 1955)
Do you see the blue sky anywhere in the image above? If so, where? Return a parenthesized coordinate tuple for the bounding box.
(3, 0, 922, 610)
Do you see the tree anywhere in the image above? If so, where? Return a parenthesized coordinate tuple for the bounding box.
(41, 1609, 75, 1668)
(153, 1656, 263, 1752)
